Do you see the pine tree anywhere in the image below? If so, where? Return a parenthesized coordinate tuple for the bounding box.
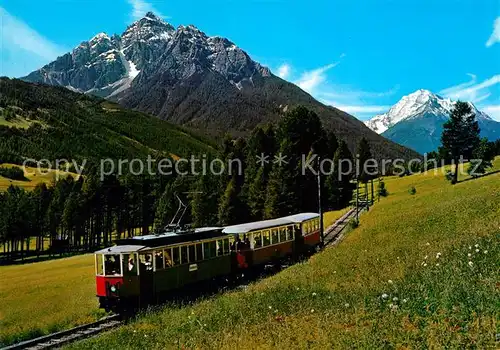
(441, 101, 481, 184)
(325, 140, 354, 209)
(357, 137, 376, 183)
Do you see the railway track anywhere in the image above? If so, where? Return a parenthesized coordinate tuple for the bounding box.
(323, 206, 364, 247)
(1, 315, 122, 350)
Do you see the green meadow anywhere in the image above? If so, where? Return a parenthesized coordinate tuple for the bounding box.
(66, 158, 499, 349)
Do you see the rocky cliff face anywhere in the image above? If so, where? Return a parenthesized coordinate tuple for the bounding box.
(23, 12, 420, 160)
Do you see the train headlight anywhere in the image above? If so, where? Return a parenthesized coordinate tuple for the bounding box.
(110, 285, 117, 293)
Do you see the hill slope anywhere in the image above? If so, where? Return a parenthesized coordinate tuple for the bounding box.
(70, 159, 500, 349)
(23, 13, 419, 160)
(365, 89, 500, 154)
(0, 78, 214, 165)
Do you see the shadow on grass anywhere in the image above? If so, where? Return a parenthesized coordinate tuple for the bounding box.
(458, 170, 500, 184)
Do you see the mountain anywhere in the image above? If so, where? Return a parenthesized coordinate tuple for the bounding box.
(365, 89, 500, 154)
(0, 78, 214, 166)
(23, 12, 419, 160)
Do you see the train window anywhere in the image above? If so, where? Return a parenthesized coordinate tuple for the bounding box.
(96, 254, 104, 276)
(155, 250, 164, 270)
(223, 238, 230, 254)
(104, 254, 121, 275)
(180, 246, 188, 264)
(188, 245, 195, 263)
(173, 247, 180, 265)
(286, 226, 293, 240)
(279, 227, 287, 242)
(229, 235, 236, 251)
(315, 219, 319, 230)
(123, 254, 137, 275)
(254, 232, 262, 248)
(139, 253, 153, 272)
(196, 244, 203, 262)
(271, 229, 279, 244)
(262, 230, 271, 246)
(164, 249, 173, 267)
(204, 241, 217, 259)
(216, 240, 223, 256)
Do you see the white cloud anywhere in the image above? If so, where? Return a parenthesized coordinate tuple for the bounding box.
(326, 103, 391, 114)
(283, 60, 394, 120)
(486, 17, 500, 47)
(294, 63, 339, 94)
(127, 0, 165, 21)
(440, 74, 500, 104)
(0, 7, 65, 62)
(277, 63, 291, 80)
(481, 105, 500, 121)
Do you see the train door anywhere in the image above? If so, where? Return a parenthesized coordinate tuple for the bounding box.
(294, 223, 305, 256)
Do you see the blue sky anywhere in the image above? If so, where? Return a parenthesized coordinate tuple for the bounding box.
(0, 0, 499, 120)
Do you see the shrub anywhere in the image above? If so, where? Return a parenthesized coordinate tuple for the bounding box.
(377, 180, 388, 197)
(349, 219, 359, 229)
(408, 186, 416, 195)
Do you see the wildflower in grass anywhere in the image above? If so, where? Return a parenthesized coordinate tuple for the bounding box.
(475, 244, 479, 248)
(426, 242, 430, 246)
(402, 298, 408, 303)
(388, 280, 393, 284)
(484, 250, 488, 254)
(423, 263, 428, 267)
(469, 246, 472, 250)
(381, 293, 389, 299)
(344, 303, 349, 308)
(468, 261, 473, 266)
(296, 287, 300, 291)
(475, 249, 480, 253)
(311, 309, 315, 313)
(468, 253, 472, 257)
(436, 263, 440, 266)
(393, 297, 398, 302)
(312, 292, 317, 297)
(274, 309, 278, 313)
(424, 255, 428, 260)
(436, 252, 441, 258)
(268, 306, 272, 310)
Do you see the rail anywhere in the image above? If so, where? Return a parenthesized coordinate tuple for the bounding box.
(1, 315, 122, 350)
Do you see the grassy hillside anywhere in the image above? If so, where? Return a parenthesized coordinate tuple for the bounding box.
(0, 78, 214, 167)
(0, 164, 76, 191)
(69, 158, 499, 349)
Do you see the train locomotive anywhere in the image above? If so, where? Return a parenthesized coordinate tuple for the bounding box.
(95, 213, 320, 311)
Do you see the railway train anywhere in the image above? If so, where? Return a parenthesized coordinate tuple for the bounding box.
(95, 213, 321, 311)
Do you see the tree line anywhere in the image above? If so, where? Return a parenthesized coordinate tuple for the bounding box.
(0, 106, 361, 261)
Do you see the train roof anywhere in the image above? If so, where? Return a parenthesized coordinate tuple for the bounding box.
(223, 213, 319, 234)
(223, 218, 291, 234)
(95, 245, 147, 254)
(284, 213, 319, 222)
(100, 227, 225, 252)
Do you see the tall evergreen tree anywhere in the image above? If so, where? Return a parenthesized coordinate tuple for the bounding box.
(357, 137, 377, 183)
(441, 101, 481, 184)
(325, 140, 354, 209)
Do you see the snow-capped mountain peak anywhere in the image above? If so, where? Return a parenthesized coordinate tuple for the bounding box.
(364, 89, 485, 134)
(363, 89, 500, 154)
